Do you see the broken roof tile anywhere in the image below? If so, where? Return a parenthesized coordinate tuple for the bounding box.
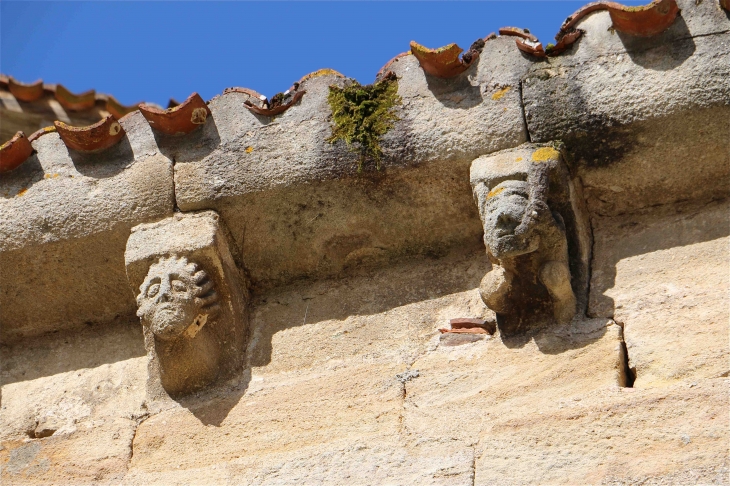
(559, 0, 679, 38)
(7, 77, 45, 102)
(548, 29, 584, 56)
(0, 131, 34, 173)
(245, 90, 306, 117)
(376, 52, 411, 80)
(439, 327, 489, 334)
(225, 84, 307, 117)
(499, 27, 547, 58)
(55, 84, 97, 111)
(55, 115, 125, 152)
(139, 92, 210, 135)
(28, 125, 58, 143)
(449, 317, 497, 334)
(223, 86, 262, 102)
(410, 40, 479, 78)
(450, 318, 490, 329)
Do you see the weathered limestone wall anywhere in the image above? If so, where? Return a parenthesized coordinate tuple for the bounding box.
(173, 37, 530, 291)
(0, 114, 174, 341)
(1, 0, 729, 483)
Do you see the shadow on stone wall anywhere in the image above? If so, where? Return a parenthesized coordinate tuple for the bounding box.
(0, 155, 43, 200)
(588, 198, 730, 319)
(0, 316, 145, 387)
(70, 137, 135, 178)
(425, 69, 484, 110)
(246, 244, 487, 369)
(151, 117, 221, 165)
(618, 15, 695, 71)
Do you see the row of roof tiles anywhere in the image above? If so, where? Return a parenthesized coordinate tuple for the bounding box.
(1, 0, 722, 174)
(0, 74, 148, 119)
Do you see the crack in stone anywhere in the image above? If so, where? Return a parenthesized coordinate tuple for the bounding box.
(616, 321, 636, 388)
(518, 79, 532, 143)
(126, 410, 152, 473)
(471, 444, 477, 486)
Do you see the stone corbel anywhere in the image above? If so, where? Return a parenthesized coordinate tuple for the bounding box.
(470, 143, 591, 335)
(125, 211, 248, 401)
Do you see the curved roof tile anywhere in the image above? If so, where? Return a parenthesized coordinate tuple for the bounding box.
(409, 41, 479, 78)
(54, 84, 97, 111)
(560, 0, 679, 37)
(8, 77, 44, 102)
(55, 115, 125, 152)
(139, 92, 210, 135)
(0, 132, 34, 173)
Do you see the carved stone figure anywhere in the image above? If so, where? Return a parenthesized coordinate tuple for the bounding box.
(125, 211, 248, 400)
(471, 144, 591, 335)
(136, 255, 220, 341)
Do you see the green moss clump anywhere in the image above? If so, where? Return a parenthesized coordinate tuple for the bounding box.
(326, 72, 401, 172)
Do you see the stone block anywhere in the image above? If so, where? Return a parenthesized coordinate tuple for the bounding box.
(172, 37, 531, 292)
(0, 112, 174, 342)
(125, 211, 248, 400)
(589, 199, 729, 387)
(0, 321, 146, 485)
(522, 0, 730, 215)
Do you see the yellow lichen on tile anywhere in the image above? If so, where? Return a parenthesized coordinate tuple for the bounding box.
(299, 69, 344, 84)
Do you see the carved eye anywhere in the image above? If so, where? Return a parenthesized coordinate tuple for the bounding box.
(171, 280, 186, 292)
(147, 283, 160, 297)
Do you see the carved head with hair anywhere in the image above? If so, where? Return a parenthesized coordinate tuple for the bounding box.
(136, 255, 220, 341)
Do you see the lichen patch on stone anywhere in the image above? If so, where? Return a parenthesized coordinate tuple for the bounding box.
(487, 187, 505, 199)
(492, 86, 512, 101)
(531, 147, 560, 163)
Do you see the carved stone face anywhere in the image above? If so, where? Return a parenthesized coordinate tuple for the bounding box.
(136, 256, 218, 341)
(481, 180, 539, 258)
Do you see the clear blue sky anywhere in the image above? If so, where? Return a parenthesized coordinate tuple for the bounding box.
(1, 1, 644, 106)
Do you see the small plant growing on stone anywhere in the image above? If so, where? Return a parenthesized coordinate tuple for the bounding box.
(326, 71, 401, 172)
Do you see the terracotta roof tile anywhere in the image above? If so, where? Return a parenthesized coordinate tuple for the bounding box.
(106, 95, 142, 119)
(55, 115, 125, 152)
(54, 84, 96, 111)
(499, 27, 547, 58)
(8, 77, 44, 102)
(0, 132, 34, 173)
(0, 0, 694, 170)
(559, 0, 679, 38)
(376, 51, 412, 80)
(139, 92, 210, 135)
(28, 125, 58, 143)
(409, 40, 482, 78)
